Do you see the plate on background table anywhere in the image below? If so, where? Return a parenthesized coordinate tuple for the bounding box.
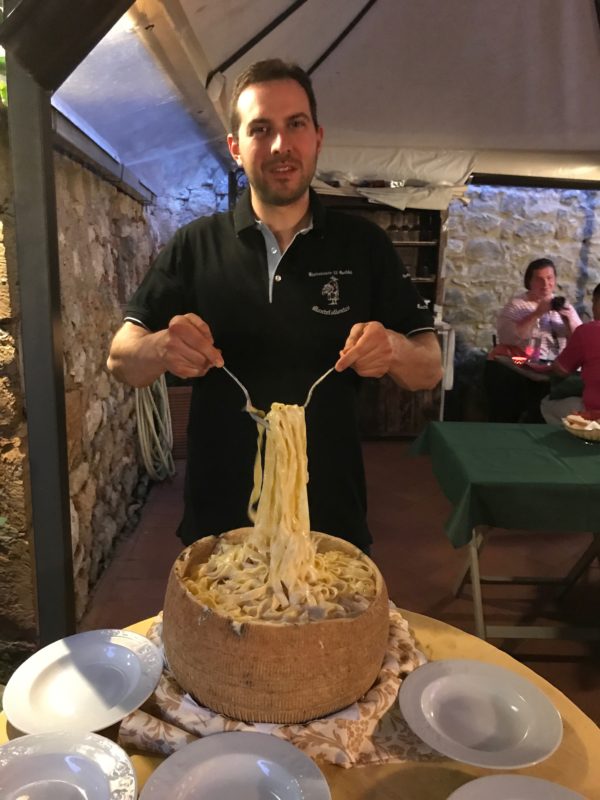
(562, 419, 600, 442)
(140, 731, 331, 800)
(0, 731, 137, 799)
(3, 628, 162, 734)
(447, 774, 585, 800)
(399, 659, 562, 769)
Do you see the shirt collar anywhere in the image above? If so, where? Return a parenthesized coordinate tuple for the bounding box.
(233, 186, 327, 236)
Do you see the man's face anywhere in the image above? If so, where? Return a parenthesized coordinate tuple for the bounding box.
(227, 79, 323, 208)
(529, 266, 556, 300)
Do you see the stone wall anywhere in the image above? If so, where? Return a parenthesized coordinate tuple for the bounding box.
(1, 123, 229, 676)
(443, 185, 600, 350)
(0, 111, 37, 678)
(440, 184, 600, 421)
(55, 151, 227, 617)
(55, 153, 160, 620)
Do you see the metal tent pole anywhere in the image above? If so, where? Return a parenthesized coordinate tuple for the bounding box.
(6, 49, 75, 644)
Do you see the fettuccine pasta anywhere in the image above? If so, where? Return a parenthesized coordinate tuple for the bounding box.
(185, 403, 376, 623)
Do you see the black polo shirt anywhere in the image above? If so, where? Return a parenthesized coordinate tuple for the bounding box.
(125, 189, 434, 550)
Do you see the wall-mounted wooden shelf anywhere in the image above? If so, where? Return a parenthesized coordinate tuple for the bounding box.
(317, 194, 446, 437)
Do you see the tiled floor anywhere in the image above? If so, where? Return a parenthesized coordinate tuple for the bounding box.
(81, 442, 600, 724)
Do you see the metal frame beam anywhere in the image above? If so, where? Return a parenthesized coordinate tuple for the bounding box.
(52, 109, 155, 206)
(6, 46, 75, 644)
(0, 0, 134, 91)
(204, 0, 309, 90)
(307, 0, 379, 76)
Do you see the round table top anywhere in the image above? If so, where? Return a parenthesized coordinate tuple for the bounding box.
(1, 609, 598, 799)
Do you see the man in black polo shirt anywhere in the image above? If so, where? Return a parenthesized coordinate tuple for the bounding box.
(107, 59, 442, 553)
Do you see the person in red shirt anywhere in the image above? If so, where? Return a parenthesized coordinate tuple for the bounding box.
(541, 283, 600, 423)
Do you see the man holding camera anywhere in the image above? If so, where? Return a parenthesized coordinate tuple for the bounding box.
(496, 257, 581, 360)
(485, 258, 582, 422)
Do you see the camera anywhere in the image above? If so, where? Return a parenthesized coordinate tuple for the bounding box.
(550, 296, 566, 311)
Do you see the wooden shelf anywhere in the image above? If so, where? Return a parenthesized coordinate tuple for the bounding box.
(315, 192, 444, 437)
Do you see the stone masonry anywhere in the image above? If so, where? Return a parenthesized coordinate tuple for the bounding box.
(440, 184, 600, 420)
(0, 115, 227, 679)
(0, 110, 37, 679)
(443, 185, 600, 350)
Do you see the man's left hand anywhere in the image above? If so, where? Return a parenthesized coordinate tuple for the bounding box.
(335, 321, 393, 377)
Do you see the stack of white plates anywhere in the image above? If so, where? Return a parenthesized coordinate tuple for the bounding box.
(1, 628, 163, 798)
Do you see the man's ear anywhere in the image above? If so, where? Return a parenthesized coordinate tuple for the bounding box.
(316, 125, 324, 156)
(227, 133, 242, 166)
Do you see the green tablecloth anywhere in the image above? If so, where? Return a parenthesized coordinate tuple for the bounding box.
(412, 422, 600, 547)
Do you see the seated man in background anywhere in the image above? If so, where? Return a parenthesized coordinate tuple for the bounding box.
(541, 282, 600, 424)
(496, 257, 581, 360)
(485, 257, 582, 422)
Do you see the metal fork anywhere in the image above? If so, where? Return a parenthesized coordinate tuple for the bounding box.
(222, 365, 335, 430)
(222, 366, 269, 428)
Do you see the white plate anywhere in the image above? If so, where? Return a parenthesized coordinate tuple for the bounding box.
(0, 730, 137, 799)
(399, 659, 562, 769)
(447, 774, 585, 800)
(139, 731, 331, 800)
(3, 628, 162, 734)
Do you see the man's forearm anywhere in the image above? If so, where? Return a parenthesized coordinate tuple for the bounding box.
(107, 326, 167, 388)
(386, 330, 443, 391)
(514, 310, 540, 339)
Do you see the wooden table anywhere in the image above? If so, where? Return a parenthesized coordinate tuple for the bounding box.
(2, 610, 599, 799)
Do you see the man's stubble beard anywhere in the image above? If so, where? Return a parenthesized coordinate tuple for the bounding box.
(253, 180, 310, 207)
(246, 153, 318, 207)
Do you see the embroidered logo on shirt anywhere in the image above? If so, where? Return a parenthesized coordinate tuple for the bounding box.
(322, 276, 340, 305)
(310, 270, 351, 316)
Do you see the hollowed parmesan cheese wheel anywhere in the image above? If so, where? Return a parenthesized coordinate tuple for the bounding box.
(162, 529, 389, 724)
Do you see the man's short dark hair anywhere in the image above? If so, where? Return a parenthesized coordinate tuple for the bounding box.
(592, 283, 600, 301)
(524, 257, 556, 289)
(229, 59, 319, 139)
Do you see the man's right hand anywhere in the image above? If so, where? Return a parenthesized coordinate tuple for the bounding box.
(107, 314, 223, 388)
(159, 313, 224, 379)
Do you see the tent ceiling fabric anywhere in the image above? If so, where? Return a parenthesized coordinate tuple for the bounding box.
(182, 0, 600, 153)
(54, 18, 218, 182)
(167, 0, 600, 184)
(14, 0, 600, 194)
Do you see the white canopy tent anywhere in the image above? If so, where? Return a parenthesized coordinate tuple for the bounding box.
(51, 0, 600, 208)
(151, 0, 600, 185)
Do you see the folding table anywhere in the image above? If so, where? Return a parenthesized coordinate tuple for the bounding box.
(412, 422, 600, 640)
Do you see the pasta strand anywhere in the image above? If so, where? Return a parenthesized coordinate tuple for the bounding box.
(185, 403, 376, 623)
